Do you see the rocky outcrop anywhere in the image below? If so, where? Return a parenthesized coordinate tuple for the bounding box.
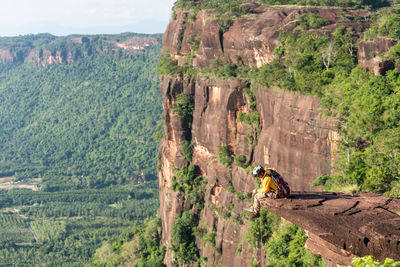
(158, 4, 397, 266)
(358, 37, 397, 75)
(0, 49, 13, 62)
(261, 192, 400, 265)
(164, 5, 369, 69)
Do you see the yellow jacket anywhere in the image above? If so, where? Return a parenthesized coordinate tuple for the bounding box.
(257, 170, 278, 194)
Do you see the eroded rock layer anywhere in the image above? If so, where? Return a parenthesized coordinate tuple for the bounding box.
(261, 192, 400, 265)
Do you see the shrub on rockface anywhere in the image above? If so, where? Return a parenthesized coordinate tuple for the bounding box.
(235, 154, 250, 168)
(295, 13, 330, 31)
(181, 140, 194, 162)
(171, 211, 199, 265)
(265, 222, 324, 267)
(171, 164, 207, 210)
(352, 255, 400, 267)
(172, 93, 194, 122)
(245, 208, 324, 266)
(218, 145, 234, 168)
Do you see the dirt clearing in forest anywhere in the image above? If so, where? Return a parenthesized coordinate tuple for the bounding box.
(0, 177, 41, 190)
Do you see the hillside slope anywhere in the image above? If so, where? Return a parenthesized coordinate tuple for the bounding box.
(0, 33, 162, 190)
(0, 33, 163, 266)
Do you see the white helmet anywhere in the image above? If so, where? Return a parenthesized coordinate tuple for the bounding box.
(252, 165, 265, 177)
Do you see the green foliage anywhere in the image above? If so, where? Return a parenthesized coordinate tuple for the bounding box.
(320, 68, 400, 194)
(218, 145, 234, 168)
(182, 140, 195, 162)
(235, 192, 249, 201)
(235, 154, 250, 168)
(30, 220, 67, 243)
(172, 93, 195, 123)
(205, 57, 249, 79)
(311, 174, 331, 187)
(176, 0, 251, 32)
(295, 13, 330, 31)
(171, 211, 199, 265)
(171, 165, 207, 208)
(158, 51, 198, 78)
(0, 213, 34, 247)
(265, 222, 324, 267)
(176, 0, 389, 11)
(214, 206, 231, 219)
(0, 183, 159, 266)
(187, 35, 202, 52)
(351, 255, 400, 267)
(256, 29, 358, 96)
(237, 111, 260, 126)
(176, 0, 196, 9)
(203, 231, 217, 248)
(245, 208, 323, 266)
(158, 52, 183, 76)
(246, 208, 280, 248)
(153, 116, 166, 143)
(226, 181, 236, 193)
(364, 8, 400, 40)
(259, 0, 388, 8)
(236, 243, 243, 256)
(0, 39, 162, 190)
(175, 0, 386, 33)
(0, 33, 162, 266)
(0, 216, 138, 266)
(91, 217, 165, 267)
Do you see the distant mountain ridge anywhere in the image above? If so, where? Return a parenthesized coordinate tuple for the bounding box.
(0, 33, 162, 65)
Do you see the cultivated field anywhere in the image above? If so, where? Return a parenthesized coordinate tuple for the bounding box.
(0, 177, 41, 190)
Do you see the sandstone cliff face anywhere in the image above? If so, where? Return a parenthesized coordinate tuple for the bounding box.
(158, 4, 395, 266)
(358, 37, 397, 75)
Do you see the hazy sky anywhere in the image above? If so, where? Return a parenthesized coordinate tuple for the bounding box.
(0, 0, 176, 36)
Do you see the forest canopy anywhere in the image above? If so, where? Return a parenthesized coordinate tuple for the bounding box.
(0, 34, 163, 190)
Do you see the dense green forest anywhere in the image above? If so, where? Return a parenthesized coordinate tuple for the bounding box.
(91, 217, 165, 266)
(0, 183, 159, 266)
(0, 33, 162, 189)
(0, 33, 164, 266)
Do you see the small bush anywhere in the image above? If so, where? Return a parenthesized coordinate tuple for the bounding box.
(171, 211, 199, 265)
(352, 255, 400, 267)
(218, 145, 233, 168)
(235, 154, 249, 168)
(226, 181, 235, 193)
(181, 140, 194, 162)
(311, 174, 330, 187)
(203, 231, 217, 248)
(172, 93, 194, 121)
(296, 13, 330, 31)
(236, 243, 243, 256)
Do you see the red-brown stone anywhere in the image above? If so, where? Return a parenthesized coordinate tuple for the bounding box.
(261, 192, 400, 265)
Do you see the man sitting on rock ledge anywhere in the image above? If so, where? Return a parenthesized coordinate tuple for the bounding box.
(248, 165, 289, 219)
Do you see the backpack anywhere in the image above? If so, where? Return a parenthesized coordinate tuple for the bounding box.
(268, 169, 290, 198)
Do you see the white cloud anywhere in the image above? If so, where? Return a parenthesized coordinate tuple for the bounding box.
(0, 0, 176, 35)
